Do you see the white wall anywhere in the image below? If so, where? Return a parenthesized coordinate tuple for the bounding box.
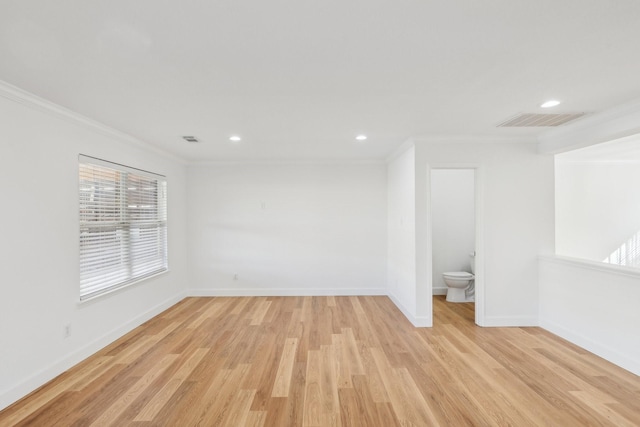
(0, 85, 189, 410)
(387, 145, 418, 322)
(539, 256, 640, 375)
(415, 140, 555, 326)
(431, 169, 475, 294)
(539, 105, 640, 376)
(187, 163, 387, 295)
(556, 161, 640, 266)
(543, 167, 640, 373)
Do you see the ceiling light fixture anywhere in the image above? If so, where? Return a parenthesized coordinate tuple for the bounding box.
(540, 100, 561, 108)
(355, 134, 367, 141)
(229, 135, 241, 142)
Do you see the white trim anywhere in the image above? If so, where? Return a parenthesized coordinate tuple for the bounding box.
(384, 138, 416, 163)
(189, 288, 387, 297)
(539, 254, 640, 279)
(0, 291, 187, 412)
(189, 158, 386, 167)
(474, 166, 486, 326)
(409, 316, 431, 327)
(387, 292, 431, 327)
(426, 164, 486, 327)
(0, 79, 187, 165)
(482, 316, 539, 327)
(414, 135, 538, 144)
(557, 159, 640, 165)
(432, 287, 448, 295)
(77, 270, 170, 304)
(540, 319, 640, 376)
(425, 165, 434, 323)
(538, 97, 640, 155)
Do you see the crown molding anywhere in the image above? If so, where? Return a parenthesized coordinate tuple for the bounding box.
(188, 158, 386, 167)
(557, 159, 640, 165)
(412, 134, 538, 144)
(538, 97, 640, 154)
(384, 138, 415, 164)
(0, 80, 188, 165)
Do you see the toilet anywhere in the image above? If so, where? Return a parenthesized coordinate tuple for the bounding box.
(442, 253, 475, 303)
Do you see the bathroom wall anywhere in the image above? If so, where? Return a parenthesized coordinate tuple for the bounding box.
(431, 169, 475, 295)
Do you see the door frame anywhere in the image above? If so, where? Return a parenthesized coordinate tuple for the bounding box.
(426, 164, 485, 326)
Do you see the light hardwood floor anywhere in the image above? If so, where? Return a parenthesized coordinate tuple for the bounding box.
(1, 296, 639, 426)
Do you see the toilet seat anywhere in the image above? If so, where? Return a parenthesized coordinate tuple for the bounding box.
(443, 272, 474, 279)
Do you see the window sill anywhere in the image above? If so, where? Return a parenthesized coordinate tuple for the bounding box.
(78, 269, 170, 304)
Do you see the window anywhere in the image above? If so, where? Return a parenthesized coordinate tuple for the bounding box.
(79, 155, 167, 300)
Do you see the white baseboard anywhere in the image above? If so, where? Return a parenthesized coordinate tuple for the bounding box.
(188, 288, 386, 297)
(540, 319, 640, 376)
(0, 291, 187, 412)
(387, 292, 431, 327)
(432, 287, 448, 296)
(481, 315, 538, 327)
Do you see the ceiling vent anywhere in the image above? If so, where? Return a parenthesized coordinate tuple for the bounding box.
(497, 112, 587, 127)
(182, 136, 200, 143)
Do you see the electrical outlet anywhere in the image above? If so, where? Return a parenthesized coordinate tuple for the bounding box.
(64, 324, 71, 339)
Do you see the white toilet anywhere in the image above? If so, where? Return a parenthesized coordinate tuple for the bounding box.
(442, 253, 475, 303)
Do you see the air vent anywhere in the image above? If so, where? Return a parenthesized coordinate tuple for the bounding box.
(497, 113, 587, 127)
(182, 136, 200, 143)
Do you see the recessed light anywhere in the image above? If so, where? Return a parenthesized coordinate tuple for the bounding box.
(540, 100, 560, 108)
(229, 135, 241, 142)
(355, 134, 367, 141)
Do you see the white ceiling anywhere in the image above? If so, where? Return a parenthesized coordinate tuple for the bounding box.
(2, 1, 640, 162)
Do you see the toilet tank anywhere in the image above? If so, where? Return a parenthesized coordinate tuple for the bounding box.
(469, 252, 476, 274)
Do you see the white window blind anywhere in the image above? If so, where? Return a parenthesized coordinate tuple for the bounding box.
(79, 155, 167, 301)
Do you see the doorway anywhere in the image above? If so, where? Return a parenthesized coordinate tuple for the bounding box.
(428, 167, 483, 325)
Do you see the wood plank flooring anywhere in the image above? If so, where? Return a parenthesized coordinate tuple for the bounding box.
(1, 295, 639, 426)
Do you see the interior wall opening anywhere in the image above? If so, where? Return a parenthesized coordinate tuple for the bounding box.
(430, 168, 476, 324)
(555, 134, 640, 269)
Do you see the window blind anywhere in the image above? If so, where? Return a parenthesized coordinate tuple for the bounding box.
(79, 155, 167, 301)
